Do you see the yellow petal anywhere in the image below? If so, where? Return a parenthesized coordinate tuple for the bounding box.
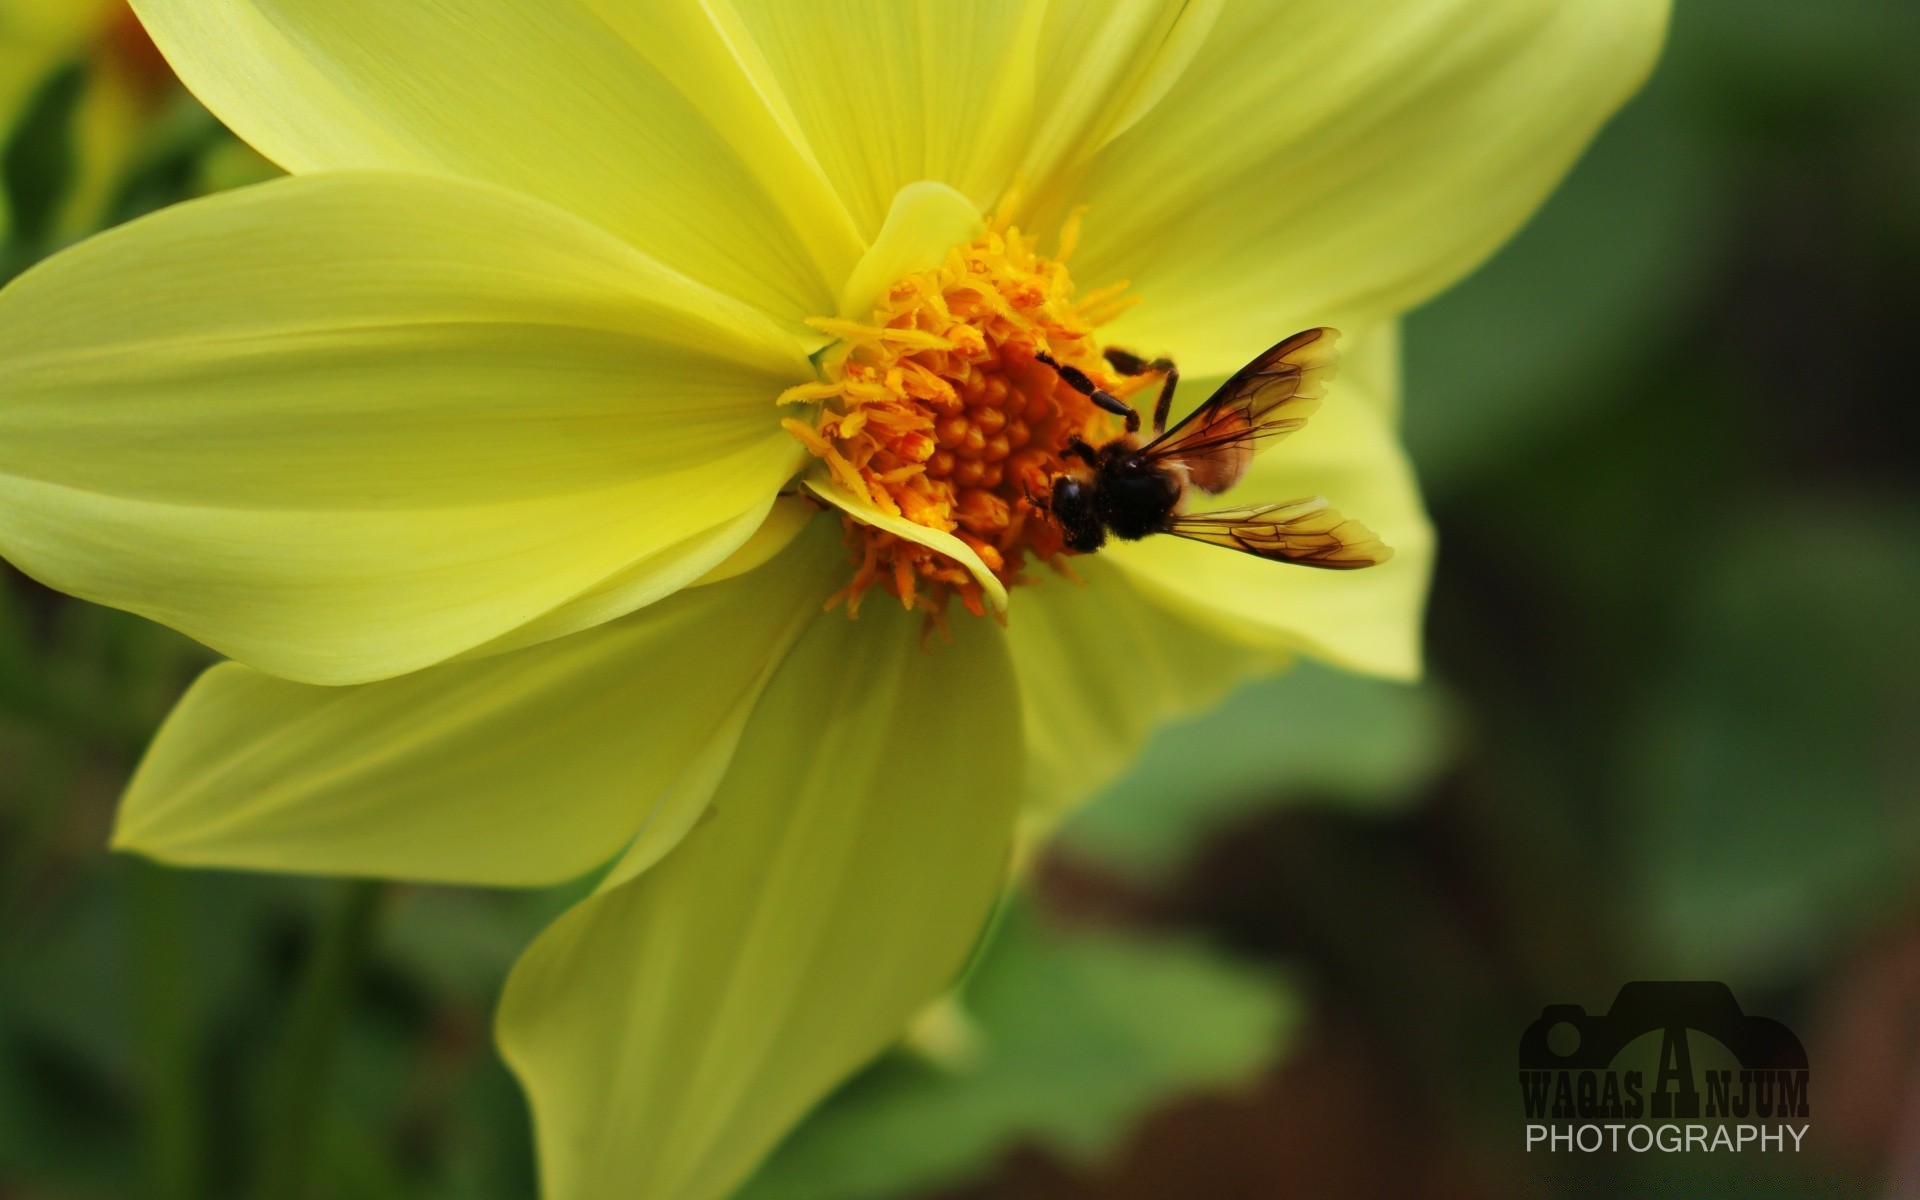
(566, 0, 868, 296)
(1005, 557, 1287, 826)
(114, 518, 845, 886)
(128, 0, 849, 328)
(728, 0, 1217, 246)
(1340, 317, 1403, 422)
(0, 171, 810, 685)
(1072, 0, 1671, 377)
(836, 181, 983, 321)
(722, 1, 1045, 236)
(466, 500, 778, 663)
(691, 495, 819, 591)
(475, 492, 819, 661)
(126, 0, 1261, 330)
(804, 476, 1009, 614)
(498, 594, 1022, 1200)
(1103, 324, 1433, 680)
(1016, 0, 1223, 197)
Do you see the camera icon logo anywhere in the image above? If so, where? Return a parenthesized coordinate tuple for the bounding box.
(1520, 981, 1805, 1074)
(1518, 981, 1808, 1123)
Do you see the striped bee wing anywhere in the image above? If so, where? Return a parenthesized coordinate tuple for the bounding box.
(1163, 497, 1393, 569)
(1139, 327, 1341, 494)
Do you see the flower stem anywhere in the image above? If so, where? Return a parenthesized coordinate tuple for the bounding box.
(251, 879, 386, 1200)
(128, 858, 205, 1200)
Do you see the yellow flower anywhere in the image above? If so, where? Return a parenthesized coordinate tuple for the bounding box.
(0, 2, 1667, 1197)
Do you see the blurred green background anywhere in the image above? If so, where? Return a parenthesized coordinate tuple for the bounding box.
(3, 2, 1917, 1197)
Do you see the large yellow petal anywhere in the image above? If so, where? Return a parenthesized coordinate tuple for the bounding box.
(1006, 557, 1286, 827)
(114, 520, 846, 887)
(1070, 0, 1671, 377)
(1016, 0, 1223, 200)
(1102, 324, 1433, 680)
(0, 171, 809, 685)
(723, 0, 1042, 239)
(727, 0, 1217, 244)
(498, 593, 1022, 1200)
(127, 0, 853, 328)
(0, 172, 810, 687)
(126, 0, 1239, 321)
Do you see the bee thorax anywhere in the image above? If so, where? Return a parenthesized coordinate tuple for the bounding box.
(1096, 461, 1183, 541)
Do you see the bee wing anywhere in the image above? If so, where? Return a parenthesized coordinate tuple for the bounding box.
(1164, 497, 1393, 570)
(1139, 327, 1341, 494)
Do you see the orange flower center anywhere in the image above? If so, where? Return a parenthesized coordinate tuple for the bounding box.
(780, 214, 1143, 620)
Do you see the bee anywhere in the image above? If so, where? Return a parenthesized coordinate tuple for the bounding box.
(1035, 327, 1392, 569)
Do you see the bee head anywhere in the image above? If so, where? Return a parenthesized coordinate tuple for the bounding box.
(1049, 475, 1106, 553)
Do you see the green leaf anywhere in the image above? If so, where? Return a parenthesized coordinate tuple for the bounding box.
(1403, 77, 1725, 492)
(378, 884, 582, 1008)
(741, 905, 1296, 1200)
(1673, 0, 1920, 118)
(1057, 661, 1449, 881)
(1624, 503, 1920, 984)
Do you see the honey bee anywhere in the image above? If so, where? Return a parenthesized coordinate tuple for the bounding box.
(1036, 327, 1392, 569)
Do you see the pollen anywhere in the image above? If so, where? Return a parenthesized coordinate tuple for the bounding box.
(780, 209, 1142, 620)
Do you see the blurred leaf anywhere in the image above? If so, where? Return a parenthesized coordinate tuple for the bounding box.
(432, 1061, 542, 1200)
(381, 885, 574, 1008)
(193, 133, 281, 196)
(0, 60, 81, 259)
(1625, 502, 1920, 984)
(103, 95, 231, 225)
(1403, 79, 1724, 491)
(2, 875, 135, 1091)
(1057, 662, 1449, 881)
(1675, 0, 1920, 122)
(0, 573, 210, 751)
(741, 906, 1295, 1200)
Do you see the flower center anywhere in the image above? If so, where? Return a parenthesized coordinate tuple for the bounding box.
(780, 214, 1141, 620)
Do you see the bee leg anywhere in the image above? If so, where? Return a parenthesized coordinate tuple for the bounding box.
(1101, 347, 1169, 377)
(1035, 350, 1140, 432)
(1149, 365, 1180, 436)
(1063, 435, 1099, 467)
(1103, 349, 1179, 435)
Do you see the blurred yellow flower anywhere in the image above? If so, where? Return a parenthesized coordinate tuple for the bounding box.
(0, 2, 1667, 1197)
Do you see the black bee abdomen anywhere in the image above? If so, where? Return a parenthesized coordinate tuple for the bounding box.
(1095, 458, 1182, 541)
(1050, 476, 1107, 553)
